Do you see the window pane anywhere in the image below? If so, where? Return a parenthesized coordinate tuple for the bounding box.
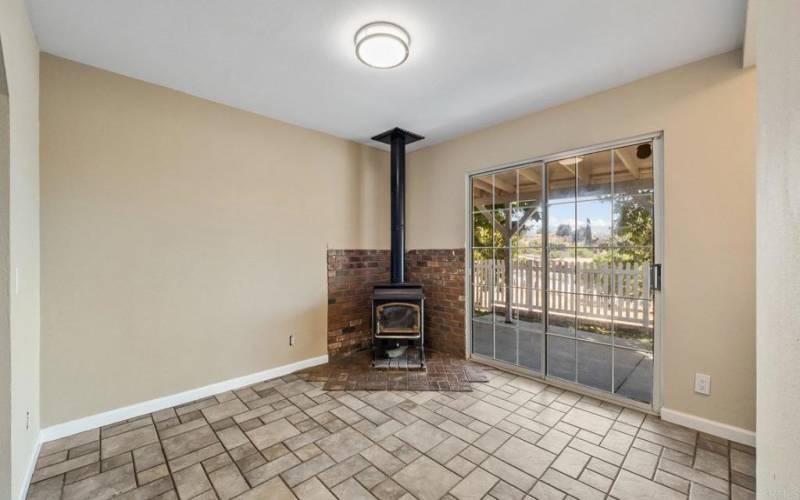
(507, 286, 523, 315)
(614, 298, 654, 352)
(517, 293, 543, 332)
(576, 294, 613, 343)
(519, 330, 543, 373)
(493, 248, 511, 289)
(495, 323, 517, 364)
(472, 249, 492, 287)
(472, 173, 497, 210)
(577, 198, 612, 247)
(578, 341, 612, 392)
(613, 194, 653, 247)
(612, 247, 652, 299)
(547, 335, 576, 382)
(472, 211, 494, 248)
(493, 247, 518, 326)
(548, 248, 575, 292)
(576, 248, 613, 296)
(614, 348, 653, 403)
(493, 283, 518, 324)
(513, 204, 543, 247)
(547, 159, 576, 203)
(512, 248, 542, 288)
(510, 287, 542, 324)
(518, 164, 543, 208)
(493, 209, 511, 248)
(472, 321, 493, 358)
(494, 170, 518, 208)
(613, 142, 654, 198)
(547, 203, 575, 247)
(472, 286, 493, 322)
(578, 149, 612, 201)
(547, 292, 575, 336)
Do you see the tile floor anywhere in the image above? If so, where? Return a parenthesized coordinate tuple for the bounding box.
(26, 361, 756, 500)
(309, 350, 483, 392)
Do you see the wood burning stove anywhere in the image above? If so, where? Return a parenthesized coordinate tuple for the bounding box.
(370, 128, 426, 368)
(372, 283, 425, 365)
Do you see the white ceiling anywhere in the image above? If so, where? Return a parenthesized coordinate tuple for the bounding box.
(26, 0, 746, 150)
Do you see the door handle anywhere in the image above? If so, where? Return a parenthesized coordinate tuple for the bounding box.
(650, 264, 662, 292)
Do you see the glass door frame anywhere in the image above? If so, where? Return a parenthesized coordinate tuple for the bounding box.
(464, 132, 664, 413)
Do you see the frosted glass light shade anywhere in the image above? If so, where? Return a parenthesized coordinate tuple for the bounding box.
(355, 22, 410, 69)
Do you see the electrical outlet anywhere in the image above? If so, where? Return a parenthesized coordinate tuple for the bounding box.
(289, 334, 295, 346)
(694, 373, 711, 395)
(26, 410, 30, 430)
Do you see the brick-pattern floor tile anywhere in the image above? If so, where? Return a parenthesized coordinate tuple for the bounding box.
(25, 353, 755, 500)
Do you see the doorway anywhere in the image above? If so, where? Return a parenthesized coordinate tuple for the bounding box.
(468, 135, 661, 408)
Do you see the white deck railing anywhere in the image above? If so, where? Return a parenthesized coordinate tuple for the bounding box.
(473, 259, 651, 326)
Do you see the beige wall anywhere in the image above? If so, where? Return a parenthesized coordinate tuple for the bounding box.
(408, 51, 756, 431)
(40, 54, 388, 426)
(40, 48, 757, 435)
(0, 0, 40, 498)
(756, 0, 800, 494)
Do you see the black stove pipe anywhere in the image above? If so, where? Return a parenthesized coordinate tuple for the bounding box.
(389, 133, 406, 283)
(371, 128, 424, 284)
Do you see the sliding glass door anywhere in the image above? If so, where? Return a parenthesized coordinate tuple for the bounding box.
(470, 137, 658, 406)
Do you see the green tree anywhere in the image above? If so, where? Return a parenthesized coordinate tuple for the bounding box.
(592, 196, 653, 265)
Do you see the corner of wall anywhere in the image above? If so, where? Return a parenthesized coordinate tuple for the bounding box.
(0, 0, 41, 498)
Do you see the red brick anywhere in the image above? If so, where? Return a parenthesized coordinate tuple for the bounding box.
(327, 248, 466, 360)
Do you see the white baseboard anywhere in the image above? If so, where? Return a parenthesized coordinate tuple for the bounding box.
(660, 407, 756, 447)
(18, 435, 42, 500)
(39, 354, 328, 443)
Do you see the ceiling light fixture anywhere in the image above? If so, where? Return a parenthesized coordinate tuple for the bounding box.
(355, 21, 410, 69)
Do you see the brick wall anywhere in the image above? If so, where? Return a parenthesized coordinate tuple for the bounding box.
(327, 249, 390, 359)
(327, 248, 466, 360)
(406, 249, 466, 357)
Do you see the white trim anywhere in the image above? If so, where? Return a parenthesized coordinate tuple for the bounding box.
(463, 171, 472, 360)
(661, 407, 756, 447)
(18, 436, 43, 500)
(652, 134, 666, 412)
(39, 354, 328, 443)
